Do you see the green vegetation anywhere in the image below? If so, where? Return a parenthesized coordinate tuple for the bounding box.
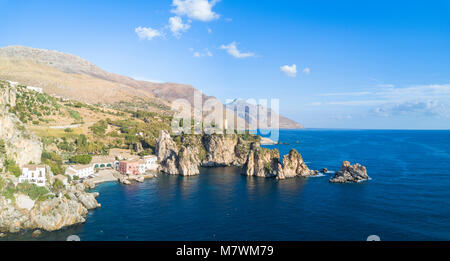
(4, 159, 21, 177)
(89, 120, 108, 136)
(52, 179, 65, 191)
(74, 134, 108, 154)
(41, 151, 64, 175)
(0, 139, 6, 155)
(67, 108, 82, 122)
(10, 88, 61, 124)
(1, 185, 16, 203)
(112, 98, 171, 113)
(106, 111, 171, 153)
(17, 182, 51, 201)
(263, 161, 273, 173)
(69, 154, 92, 164)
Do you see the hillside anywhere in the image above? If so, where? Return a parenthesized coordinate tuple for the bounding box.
(0, 45, 303, 128)
(0, 80, 173, 175)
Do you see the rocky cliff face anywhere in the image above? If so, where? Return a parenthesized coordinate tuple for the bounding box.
(329, 161, 369, 183)
(243, 143, 283, 178)
(155, 130, 180, 175)
(156, 130, 255, 176)
(278, 149, 317, 179)
(0, 82, 42, 166)
(177, 146, 201, 176)
(243, 147, 317, 179)
(202, 134, 250, 166)
(0, 183, 99, 233)
(156, 130, 317, 180)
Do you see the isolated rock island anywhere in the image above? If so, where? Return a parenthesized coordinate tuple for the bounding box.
(329, 161, 370, 183)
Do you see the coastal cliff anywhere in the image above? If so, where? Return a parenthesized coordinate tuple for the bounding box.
(243, 143, 282, 178)
(156, 130, 317, 179)
(279, 149, 318, 179)
(0, 181, 100, 233)
(155, 130, 255, 176)
(0, 81, 42, 167)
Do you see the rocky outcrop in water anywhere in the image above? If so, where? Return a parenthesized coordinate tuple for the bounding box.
(329, 161, 369, 183)
(0, 183, 99, 233)
(156, 130, 180, 175)
(243, 143, 282, 178)
(156, 130, 256, 176)
(243, 147, 317, 179)
(278, 149, 318, 179)
(0, 81, 42, 166)
(177, 145, 200, 176)
(156, 130, 318, 180)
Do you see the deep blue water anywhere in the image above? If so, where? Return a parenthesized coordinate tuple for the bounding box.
(4, 129, 450, 241)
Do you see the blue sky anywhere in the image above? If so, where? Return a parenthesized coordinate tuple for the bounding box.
(1, 0, 450, 129)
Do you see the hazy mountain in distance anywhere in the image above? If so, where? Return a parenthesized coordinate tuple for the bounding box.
(226, 99, 304, 129)
(0, 45, 302, 128)
(0, 45, 208, 107)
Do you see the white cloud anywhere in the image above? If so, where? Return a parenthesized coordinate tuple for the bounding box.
(190, 48, 213, 58)
(280, 64, 297, 77)
(319, 84, 450, 101)
(303, 67, 311, 75)
(171, 0, 220, 22)
(329, 100, 388, 106)
(314, 83, 450, 118)
(220, 42, 255, 58)
(331, 114, 353, 120)
(373, 100, 450, 118)
(377, 83, 395, 88)
(169, 16, 191, 37)
(207, 27, 212, 34)
(320, 91, 373, 97)
(135, 26, 162, 40)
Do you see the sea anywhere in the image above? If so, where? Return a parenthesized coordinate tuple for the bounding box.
(3, 129, 450, 241)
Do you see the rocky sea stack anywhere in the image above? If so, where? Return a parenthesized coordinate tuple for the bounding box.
(156, 130, 318, 180)
(156, 130, 253, 176)
(329, 161, 369, 183)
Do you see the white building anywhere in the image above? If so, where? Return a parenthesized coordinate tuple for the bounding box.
(143, 155, 158, 171)
(138, 159, 147, 174)
(91, 155, 119, 170)
(65, 164, 94, 179)
(26, 86, 43, 93)
(19, 165, 46, 187)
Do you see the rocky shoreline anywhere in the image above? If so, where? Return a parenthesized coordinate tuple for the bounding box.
(156, 130, 320, 180)
(0, 182, 99, 234)
(0, 79, 371, 238)
(155, 130, 369, 183)
(0, 130, 370, 236)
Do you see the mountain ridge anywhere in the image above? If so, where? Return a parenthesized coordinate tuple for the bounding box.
(0, 45, 303, 129)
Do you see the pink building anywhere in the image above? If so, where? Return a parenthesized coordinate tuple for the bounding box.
(118, 159, 146, 175)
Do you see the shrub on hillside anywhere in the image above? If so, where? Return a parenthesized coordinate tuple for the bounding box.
(69, 154, 92, 164)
